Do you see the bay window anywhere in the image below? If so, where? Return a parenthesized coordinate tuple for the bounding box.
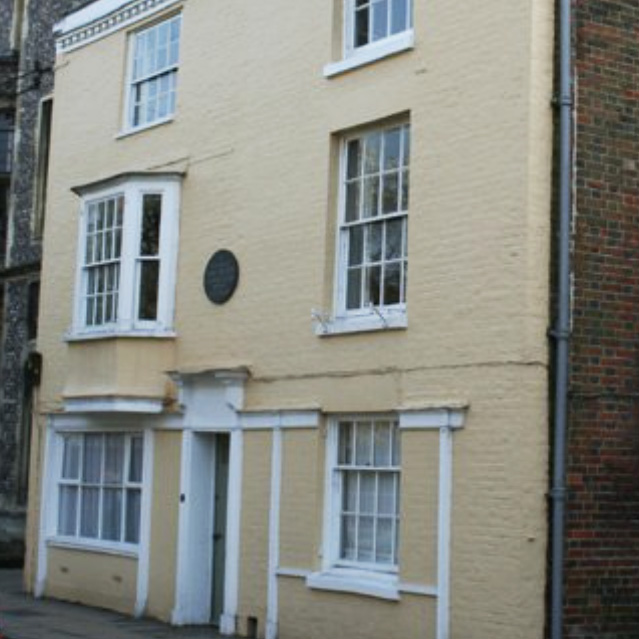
(71, 174, 181, 337)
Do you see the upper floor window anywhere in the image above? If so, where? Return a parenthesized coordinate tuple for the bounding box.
(348, 0, 412, 52)
(127, 14, 181, 131)
(71, 174, 181, 338)
(324, 0, 414, 77)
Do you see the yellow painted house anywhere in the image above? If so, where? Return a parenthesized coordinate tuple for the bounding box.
(24, 0, 554, 638)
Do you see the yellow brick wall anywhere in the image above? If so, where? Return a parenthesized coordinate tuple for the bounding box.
(29, 0, 555, 637)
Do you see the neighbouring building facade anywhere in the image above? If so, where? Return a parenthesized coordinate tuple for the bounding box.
(0, 0, 93, 566)
(24, 1, 555, 638)
(563, 1, 639, 637)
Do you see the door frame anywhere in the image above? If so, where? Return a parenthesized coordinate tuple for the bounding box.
(172, 427, 243, 633)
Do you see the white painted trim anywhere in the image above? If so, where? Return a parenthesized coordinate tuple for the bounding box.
(324, 30, 414, 78)
(276, 567, 311, 579)
(46, 538, 138, 558)
(55, 0, 183, 53)
(117, 115, 174, 139)
(266, 428, 282, 639)
(437, 426, 453, 639)
(65, 329, 177, 342)
(172, 429, 193, 625)
(35, 421, 55, 597)
(135, 429, 155, 617)
(238, 410, 320, 430)
(48, 412, 180, 431)
(306, 569, 399, 601)
(399, 408, 466, 430)
(220, 428, 243, 636)
(399, 582, 438, 597)
(315, 309, 407, 336)
(63, 397, 165, 414)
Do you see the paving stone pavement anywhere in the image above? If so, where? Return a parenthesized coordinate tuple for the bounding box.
(0, 569, 234, 639)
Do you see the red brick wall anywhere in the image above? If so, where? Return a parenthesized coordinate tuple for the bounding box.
(567, 2, 639, 637)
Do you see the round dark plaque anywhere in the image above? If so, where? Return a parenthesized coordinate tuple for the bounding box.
(203, 250, 240, 304)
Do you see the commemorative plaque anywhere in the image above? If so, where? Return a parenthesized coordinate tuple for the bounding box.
(203, 250, 240, 304)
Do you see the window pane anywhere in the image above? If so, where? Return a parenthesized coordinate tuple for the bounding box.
(355, 6, 369, 47)
(374, 422, 391, 466)
(62, 436, 81, 480)
(383, 262, 402, 305)
(364, 265, 381, 306)
(377, 474, 396, 514)
(346, 268, 362, 310)
(343, 471, 358, 512)
(357, 516, 375, 562)
(383, 128, 402, 171)
(372, 0, 389, 42)
(347, 139, 362, 179)
(382, 171, 399, 214)
(104, 435, 124, 485)
(376, 518, 394, 563)
(80, 487, 100, 538)
(82, 435, 102, 483)
(392, 424, 401, 465)
(341, 514, 357, 560)
(362, 176, 380, 218)
(355, 422, 373, 465)
(138, 261, 160, 321)
(101, 488, 122, 541)
(129, 436, 144, 483)
(366, 223, 383, 262)
(364, 133, 381, 175)
(338, 422, 354, 465)
(385, 218, 404, 260)
(390, 0, 409, 34)
(58, 486, 78, 536)
(345, 182, 360, 223)
(348, 226, 364, 266)
(125, 489, 142, 543)
(140, 194, 162, 255)
(402, 126, 410, 166)
(359, 472, 375, 513)
(401, 169, 409, 211)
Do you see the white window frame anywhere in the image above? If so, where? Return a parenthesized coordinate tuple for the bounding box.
(317, 122, 409, 336)
(53, 431, 144, 555)
(122, 13, 181, 135)
(324, 0, 414, 77)
(70, 175, 181, 339)
(307, 416, 401, 600)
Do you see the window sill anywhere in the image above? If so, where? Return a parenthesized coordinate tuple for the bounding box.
(65, 328, 177, 343)
(324, 30, 414, 78)
(306, 568, 399, 600)
(116, 115, 174, 140)
(47, 536, 138, 559)
(314, 308, 407, 336)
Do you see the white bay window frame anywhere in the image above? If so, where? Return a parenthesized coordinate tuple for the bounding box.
(71, 174, 181, 338)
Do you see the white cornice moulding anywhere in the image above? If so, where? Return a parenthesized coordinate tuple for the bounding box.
(239, 410, 321, 430)
(63, 396, 165, 414)
(398, 406, 467, 430)
(55, 0, 183, 54)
